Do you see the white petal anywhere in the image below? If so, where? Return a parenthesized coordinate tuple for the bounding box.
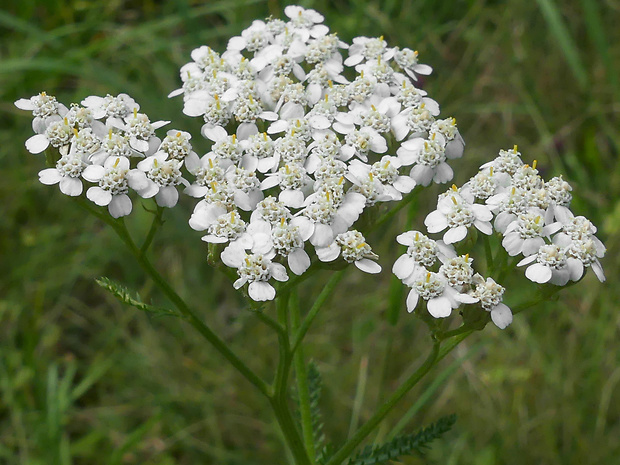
(424, 210, 448, 233)
(25, 134, 49, 154)
(86, 186, 112, 206)
(525, 263, 552, 283)
(316, 242, 341, 262)
(38, 169, 62, 185)
(354, 258, 381, 274)
(443, 225, 468, 244)
(392, 254, 416, 280)
(490, 303, 512, 329)
(566, 257, 584, 281)
(591, 261, 606, 282)
(248, 281, 276, 301)
(427, 296, 452, 318)
(14, 98, 35, 110)
(279, 189, 305, 208)
(155, 186, 179, 207)
(310, 223, 334, 247)
(109, 194, 132, 218)
(288, 249, 311, 275)
(406, 289, 419, 313)
(59, 177, 83, 196)
(82, 165, 106, 182)
(270, 263, 289, 282)
(473, 220, 493, 235)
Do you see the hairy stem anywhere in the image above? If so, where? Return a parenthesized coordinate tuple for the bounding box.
(290, 291, 316, 462)
(291, 270, 346, 354)
(272, 292, 312, 465)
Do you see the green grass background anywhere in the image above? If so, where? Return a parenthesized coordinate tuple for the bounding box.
(1, 0, 619, 463)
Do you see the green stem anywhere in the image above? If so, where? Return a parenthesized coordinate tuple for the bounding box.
(438, 325, 475, 341)
(325, 342, 441, 465)
(271, 291, 312, 465)
(482, 234, 494, 274)
(75, 198, 270, 398)
(512, 286, 564, 315)
(372, 189, 418, 230)
(290, 291, 316, 462)
(291, 270, 346, 354)
(140, 205, 164, 255)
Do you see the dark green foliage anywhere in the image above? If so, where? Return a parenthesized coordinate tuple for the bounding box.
(346, 415, 457, 465)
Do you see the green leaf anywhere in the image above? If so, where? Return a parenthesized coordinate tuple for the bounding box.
(346, 414, 457, 465)
(95, 277, 185, 319)
(307, 361, 334, 464)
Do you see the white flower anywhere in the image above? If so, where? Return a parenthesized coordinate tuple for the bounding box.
(38, 151, 87, 197)
(439, 254, 475, 292)
(406, 270, 476, 317)
(480, 146, 524, 175)
(344, 36, 393, 67)
(424, 189, 493, 244)
(501, 209, 561, 256)
(15, 92, 68, 134)
(471, 275, 512, 329)
(247, 218, 311, 276)
(82, 156, 148, 218)
(517, 244, 576, 285)
(295, 190, 366, 247)
(25, 116, 73, 155)
(221, 242, 288, 301)
(393, 48, 433, 79)
(184, 155, 231, 198)
(260, 163, 312, 208)
(392, 230, 456, 285)
(158, 130, 196, 162)
(397, 134, 455, 186)
(315, 230, 381, 273)
(136, 153, 189, 207)
(81, 93, 139, 126)
(553, 232, 606, 283)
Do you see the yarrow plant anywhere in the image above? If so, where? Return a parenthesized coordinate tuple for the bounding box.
(15, 6, 606, 464)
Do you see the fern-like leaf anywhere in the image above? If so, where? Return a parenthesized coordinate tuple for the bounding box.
(96, 277, 185, 319)
(308, 361, 327, 458)
(346, 414, 457, 465)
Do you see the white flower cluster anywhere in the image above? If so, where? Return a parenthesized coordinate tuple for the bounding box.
(394, 146, 606, 329)
(16, 92, 195, 217)
(170, 6, 464, 301)
(392, 231, 511, 329)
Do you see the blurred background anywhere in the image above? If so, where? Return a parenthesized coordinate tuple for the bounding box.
(1, 0, 619, 463)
